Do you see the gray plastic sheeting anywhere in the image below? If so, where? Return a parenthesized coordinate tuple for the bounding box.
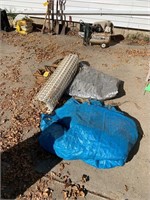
(68, 64, 121, 100)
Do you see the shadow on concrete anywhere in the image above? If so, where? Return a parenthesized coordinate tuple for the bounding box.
(126, 114, 143, 162)
(110, 34, 125, 46)
(111, 34, 125, 42)
(32, 23, 43, 32)
(113, 81, 126, 99)
(115, 107, 143, 163)
(1, 133, 62, 199)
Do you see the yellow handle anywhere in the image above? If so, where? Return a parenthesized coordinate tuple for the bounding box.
(43, 2, 49, 6)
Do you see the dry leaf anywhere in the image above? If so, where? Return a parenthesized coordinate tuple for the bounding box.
(82, 174, 89, 183)
(67, 171, 70, 176)
(65, 178, 72, 188)
(63, 190, 69, 200)
(62, 175, 69, 181)
(125, 184, 129, 191)
(60, 163, 65, 171)
(79, 190, 86, 197)
(43, 192, 48, 198)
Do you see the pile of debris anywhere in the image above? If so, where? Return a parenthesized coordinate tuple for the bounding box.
(13, 14, 33, 35)
(16, 162, 89, 200)
(33, 58, 63, 85)
(32, 54, 139, 173)
(34, 54, 121, 113)
(49, 163, 89, 200)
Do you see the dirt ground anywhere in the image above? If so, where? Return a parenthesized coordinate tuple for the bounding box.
(0, 30, 150, 200)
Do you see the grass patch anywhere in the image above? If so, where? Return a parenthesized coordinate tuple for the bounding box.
(126, 33, 150, 44)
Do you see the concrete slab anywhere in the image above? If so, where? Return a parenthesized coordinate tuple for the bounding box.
(1, 31, 150, 200)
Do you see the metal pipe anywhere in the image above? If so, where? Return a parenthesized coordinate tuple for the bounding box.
(8, 12, 150, 16)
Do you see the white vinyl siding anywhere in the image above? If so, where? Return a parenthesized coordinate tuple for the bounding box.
(0, 0, 150, 30)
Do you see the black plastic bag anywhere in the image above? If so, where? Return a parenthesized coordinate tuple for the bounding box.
(0, 9, 11, 32)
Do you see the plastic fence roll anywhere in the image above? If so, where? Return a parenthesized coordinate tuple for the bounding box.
(35, 54, 79, 113)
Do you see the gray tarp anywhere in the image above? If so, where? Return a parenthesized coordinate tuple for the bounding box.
(68, 64, 121, 100)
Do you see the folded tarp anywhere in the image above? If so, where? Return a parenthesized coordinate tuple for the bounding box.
(68, 64, 121, 100)
(39, 98, 138, 169)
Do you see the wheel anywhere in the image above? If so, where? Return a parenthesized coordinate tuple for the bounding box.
(101, 43, 107, 48)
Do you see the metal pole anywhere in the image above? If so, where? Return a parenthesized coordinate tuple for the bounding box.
(8, 12, 150, 16)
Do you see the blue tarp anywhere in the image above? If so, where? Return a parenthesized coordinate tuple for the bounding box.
(39, 98, 138, 169)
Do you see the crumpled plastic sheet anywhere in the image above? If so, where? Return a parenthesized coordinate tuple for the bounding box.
(39, 98, 138, 169)
(68, 64, 121, 100)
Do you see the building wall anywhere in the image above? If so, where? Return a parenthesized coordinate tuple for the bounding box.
(0, 0, 150, 30)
